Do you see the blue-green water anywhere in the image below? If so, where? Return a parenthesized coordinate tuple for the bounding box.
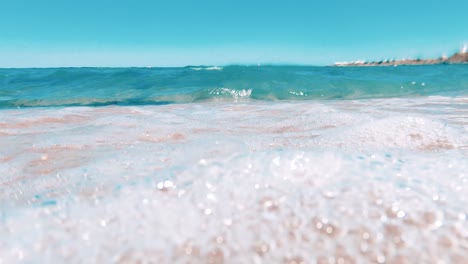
(1, 64, 467, 263)
(0, 65, 467, 108)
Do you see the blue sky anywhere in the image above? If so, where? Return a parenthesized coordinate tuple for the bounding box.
(0, 0, 467, 67)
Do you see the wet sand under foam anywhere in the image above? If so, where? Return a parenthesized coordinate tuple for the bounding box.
(0, 97, 467, 263)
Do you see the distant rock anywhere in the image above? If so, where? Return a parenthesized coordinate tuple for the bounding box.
(335, 50, 468, 67)
(447, 52, 468, 63)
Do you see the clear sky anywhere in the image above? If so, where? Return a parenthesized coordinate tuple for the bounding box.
(0, 0, 467, 67)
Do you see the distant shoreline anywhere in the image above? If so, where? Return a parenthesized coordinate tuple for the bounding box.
(335, 51, 468, 67)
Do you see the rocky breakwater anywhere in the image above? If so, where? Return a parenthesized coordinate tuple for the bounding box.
(335, 50, 468, 67)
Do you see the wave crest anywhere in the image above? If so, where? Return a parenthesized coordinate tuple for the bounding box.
(190, 66, 223, 71)
(206, 88, 252, 101)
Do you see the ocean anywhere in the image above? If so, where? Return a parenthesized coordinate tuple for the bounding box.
(0, 65, 467, 263)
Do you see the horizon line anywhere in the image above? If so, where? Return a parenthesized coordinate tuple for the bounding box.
(2, 48, 466, 69)
(0, 63, 331, 69)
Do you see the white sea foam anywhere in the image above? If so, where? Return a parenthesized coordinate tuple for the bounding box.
(0, 97, 467, 263)
(208, 87, 252, 100)
(191, 66, 223, 71)
(205, 66, 222, 71)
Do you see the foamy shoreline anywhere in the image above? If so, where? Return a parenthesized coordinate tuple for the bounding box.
(1, 98, 467, 263)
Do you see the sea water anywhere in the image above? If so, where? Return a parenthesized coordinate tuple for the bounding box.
(0, 65, 467, 263)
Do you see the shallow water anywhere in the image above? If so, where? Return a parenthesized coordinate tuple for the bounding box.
(1, 65, 467, 108)
(0, 94, 467, 263)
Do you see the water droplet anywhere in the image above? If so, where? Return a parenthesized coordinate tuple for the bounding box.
(458, 213, 466, 221)
(397, 210, 406, 218)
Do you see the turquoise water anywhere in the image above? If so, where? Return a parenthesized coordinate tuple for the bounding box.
(1, 65, 467, 108)
(0, 65, 467, 262)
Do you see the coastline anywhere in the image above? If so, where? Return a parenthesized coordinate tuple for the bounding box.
(335, 51, 468, 67)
